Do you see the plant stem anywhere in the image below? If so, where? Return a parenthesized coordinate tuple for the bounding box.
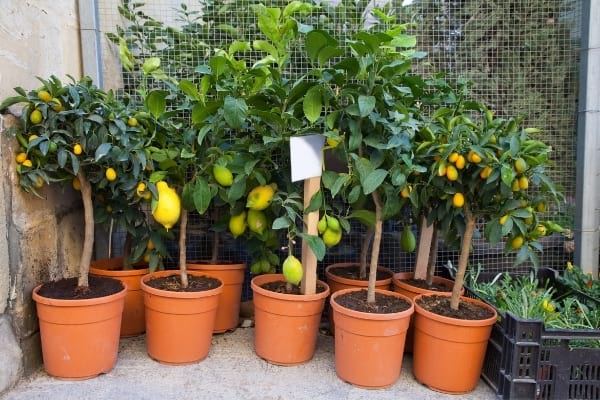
(360, 228, 374, 280)
(450, 205, 475, 310)
(178, 209, 189, 289)
(77, 170, 93, 289)
(367, 191, 383, 304)
(122, 231, 132, 270)
(210, 208, 220, 264)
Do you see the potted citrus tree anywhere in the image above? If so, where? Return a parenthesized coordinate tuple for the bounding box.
(315, 8, 423, 388)
(410, 79, 564, 394)
(0, 75, 149, 379)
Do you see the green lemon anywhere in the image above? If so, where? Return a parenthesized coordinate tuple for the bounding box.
(247, 209, 268, 235)
(282, 255, 303, 285)
(213, 165, 234, 187)
(322, 228, 342, 248)
(400, 225, 416, 252)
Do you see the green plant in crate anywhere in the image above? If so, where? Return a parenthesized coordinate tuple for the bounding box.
(0, 75, 149, 291)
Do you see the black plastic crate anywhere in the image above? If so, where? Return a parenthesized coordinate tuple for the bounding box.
(443, 266, 600, 399)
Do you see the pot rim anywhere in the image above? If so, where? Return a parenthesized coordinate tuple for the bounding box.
(141, 270, 224, 298)
(250, 273, 330, 301)
(413, 292, 498, 327)
(32, 279, 127, 306)
(330, 287, 415, 320)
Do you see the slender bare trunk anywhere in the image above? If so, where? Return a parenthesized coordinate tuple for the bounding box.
(450, 205, 475, 310)
(426, 225, 438, 286)
(367, 192, 383, 304)
(179, 209, 189, 288)
(77, 170, 93, 289)
(359, 228, 374, 280)
(210, 231, 219, 264)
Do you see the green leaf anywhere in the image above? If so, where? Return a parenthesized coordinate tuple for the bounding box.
(362, 169, 388, 195)
(306, 30, 333, 64)
(226, 178, 246, 203)
(501, 164, 514, 188)
(0, 95, 28, 111)
(305, 190, 322, 213)
(94, 143, 112, 161)
(192, 178, 212, 214)
(349, 210, 375, 228)
(297, 233, 326, 261)
(192, 101, 219, 125)
(223, 96, 248, 129)
(303, 86, 322, 124)
(178, 80, 200, 100)
(253, 40, 278, 58)
(391, 34, 417, 48)
(228, 40, 251, 56)
(209, 56, 228, 79)
(146, 90, 168, 119)
(358, 95, 376, 117)
(272, 216, 291, 230)
(142, 57, 161, 74)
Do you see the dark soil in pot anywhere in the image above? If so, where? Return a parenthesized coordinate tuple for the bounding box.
(261, 280, 328, 295)
(417, 295, 495, 320)
(335, 289, 411, 313)
(37, 276, 124, 299)
(400, 278, 452, 292)
(328, 264, 393, 281)
(145, 275, 221, 292)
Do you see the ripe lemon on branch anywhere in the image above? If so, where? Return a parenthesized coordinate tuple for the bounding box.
(151, 181, 181, 230)
(246, 183, 276, 211)
(282, 255, 303, 286)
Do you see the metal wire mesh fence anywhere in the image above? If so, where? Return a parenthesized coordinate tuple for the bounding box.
(97, 0, 581, 298)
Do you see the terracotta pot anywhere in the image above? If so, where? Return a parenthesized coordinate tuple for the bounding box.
(251, 273, 330, 366)
(391, 272, 459, 353)
(325, 262, 393, 334)
(330, 288, 414, 389)
(412, 293, 498, 394)
(90, 257, 149, 337)
(187, 261, 246, 333)
(141, 270, 223, 365)
(32, 281, 126, 380)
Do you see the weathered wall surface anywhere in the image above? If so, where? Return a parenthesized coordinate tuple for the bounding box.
(0, 0, 83, 395)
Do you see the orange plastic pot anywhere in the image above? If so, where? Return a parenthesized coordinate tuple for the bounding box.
(32, 281, 126, 380)
(330, 288, 414, 389)
(391, 272, 459, 353)
(141, 270, 223, 365)
(187, 261, 246, 333)
(325, 263, 393, 334)
(251, 273, 330, 366)
(90, 257, 149, 337)
(412, 293, 498, 394)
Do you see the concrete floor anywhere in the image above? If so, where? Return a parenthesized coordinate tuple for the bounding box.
(1, 326, 497, 400)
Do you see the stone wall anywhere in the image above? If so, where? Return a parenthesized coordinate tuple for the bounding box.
(0, 0, 83, 395)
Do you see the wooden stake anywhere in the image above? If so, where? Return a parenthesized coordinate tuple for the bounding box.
(414, 216, 434, 280)
(300, 176, 320, 295)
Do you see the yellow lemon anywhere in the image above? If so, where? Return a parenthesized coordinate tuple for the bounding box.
(213, 165, 233, 187)
(511, 179, 520, 192)
(136, 182, 147, 198)
(229, 211, 247, 238)
(448, 152, 459, 163)
(400, 185, 412, 199)
(33, 176, 44, 189)
(105, 167, 117, 181)
(146, 239, 155, 250)
(127, 117, 138, 127)
(37, 90, 52, 102)
(72, 177, 81, 191)
(246, 184, 275, 211)
(28, 134, 38, 142)
(29, 109, 42, 124)
(499, 215, 509, 225)
(15, 152, 27, 164)
(514, 158, 528, 174)
(468, 150, 482, 164)
(326, 137, 340, 148)
(480, 166, 492, 179)
(151, 181, 181, 230)
(452, 192, 465, 208)
(322, 228, 342, 248)
(73, 144, 83, 155)
(282, 255, 303, 285)
(247, 209, 268, 235)
(446, 165, 458, 181)
(455, 154, 466, 170)
(50, 98, 63, 112)
(511, 235, 524, 250)
(518, 176, 529, 190)
(536, 201, 547, 213)
(22, 159, 32, 167)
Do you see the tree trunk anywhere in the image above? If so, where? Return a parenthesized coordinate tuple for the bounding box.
(450, 205, 475, 310)
(122, 232, 133, 270)
(178, 209, 189, 289)
(77, 170, 94, 289)
(359, 228, 374, 280)
(367, 192, 383, 304)
(426, 225, 439, 286)
(210, 231, 219, 264)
